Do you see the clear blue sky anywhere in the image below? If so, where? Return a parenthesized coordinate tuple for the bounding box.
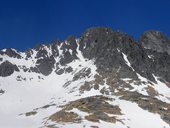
(0, 0, 170, 51)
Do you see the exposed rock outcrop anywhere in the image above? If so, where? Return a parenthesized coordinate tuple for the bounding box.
(0, 61, 19, 77)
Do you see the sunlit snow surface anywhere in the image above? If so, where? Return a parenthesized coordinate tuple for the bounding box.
(0, 44, 170, 128)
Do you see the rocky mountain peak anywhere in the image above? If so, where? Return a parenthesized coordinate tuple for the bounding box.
(78, 27, 153, 82)
(1, 27, 170, 128)
(139, 30, 170, 55)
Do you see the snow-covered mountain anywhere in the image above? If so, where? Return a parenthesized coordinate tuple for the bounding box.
(0, 27, 170, 128)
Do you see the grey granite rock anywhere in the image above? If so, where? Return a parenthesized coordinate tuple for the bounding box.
(0, 61, 19, 77)
(36, 56, 55, 76)
(0, 48, 22, 59)
(79, 27, 155, 82)
(139, 30, 170, 55)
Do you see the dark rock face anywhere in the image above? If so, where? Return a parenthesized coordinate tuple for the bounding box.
(66, 36, 78, 53)
(79, 27, 154, 81)
(25, 49, 33, 59)
(36, 56, 55, 76)
(23, 38, 78, 75)
(144, 50, 170, 82)
(73, 68, 91, 81)
(139, 30, 170, 55)
(0, 61, 19, 77)
(35, 44, 49, 58)
(55, 68, 64, 75)
(0, 48, 22, 59)
(29, 67, 40, 73)
(59, 36, 78, 65)
(79, 27, 113, 59)
(65, 66, 73, 73)
(26, 44, 59, 75)
(51, 41, 60, 57)
(0, 89, 5, 94)
(139, 30, 170, 82)
(59, 51, 74, 65)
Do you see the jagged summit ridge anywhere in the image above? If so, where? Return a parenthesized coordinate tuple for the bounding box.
(1, 27, 170, 82)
